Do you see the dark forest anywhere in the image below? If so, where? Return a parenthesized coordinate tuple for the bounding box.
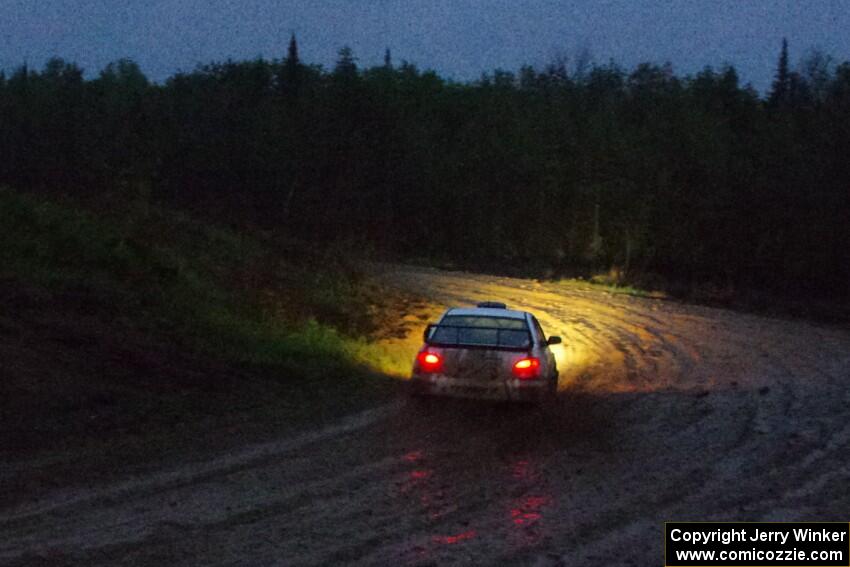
(1, 38, 848, 299)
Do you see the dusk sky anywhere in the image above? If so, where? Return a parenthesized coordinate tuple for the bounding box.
(2, 0, 848, 95)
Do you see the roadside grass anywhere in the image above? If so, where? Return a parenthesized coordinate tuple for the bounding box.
(0, 187, 421, 470)
(0, 187, 404, 366)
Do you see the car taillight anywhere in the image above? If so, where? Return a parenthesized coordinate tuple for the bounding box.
(416, 351, 443, 373)
(512, 357, 540, 379)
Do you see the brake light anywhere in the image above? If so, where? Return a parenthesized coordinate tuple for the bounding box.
(416, 351, 443, 373)
(512, 357, 540, 379)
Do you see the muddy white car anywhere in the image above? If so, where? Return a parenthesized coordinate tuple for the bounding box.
(411, 302, 561, 402)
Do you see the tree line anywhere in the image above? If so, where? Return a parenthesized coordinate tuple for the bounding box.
(1, 37, 848, 298)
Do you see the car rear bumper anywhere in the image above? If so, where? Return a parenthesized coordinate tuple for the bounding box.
(410, 374, 553, 403)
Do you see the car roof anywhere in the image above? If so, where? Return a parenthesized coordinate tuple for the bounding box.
(443, 307, 529, 321)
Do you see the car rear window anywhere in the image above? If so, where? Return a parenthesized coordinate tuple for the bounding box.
(427, 315, 531, 349)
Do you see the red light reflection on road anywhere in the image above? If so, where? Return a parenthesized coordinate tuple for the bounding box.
(507, 458, 553, 549)
(403, 450, 423, 462)
(432, 530, 477, 545)
(510, 495, 550, 526)
(510, 459, 544, 482)
(394, 448, 479, 559)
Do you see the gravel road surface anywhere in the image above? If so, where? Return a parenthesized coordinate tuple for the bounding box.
(3, 265, 850, 566)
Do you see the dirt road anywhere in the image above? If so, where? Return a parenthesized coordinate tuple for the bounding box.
(3, 265, 850, 565)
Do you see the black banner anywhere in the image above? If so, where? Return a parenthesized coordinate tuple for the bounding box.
(665, 522, 849, 566)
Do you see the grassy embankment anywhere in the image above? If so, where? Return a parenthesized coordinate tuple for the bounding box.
(0, 187, 425, 475)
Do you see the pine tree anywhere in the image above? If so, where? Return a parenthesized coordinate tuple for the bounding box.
(384, 48, 392, 69)
(769, 38, 790, 107)
(334, 46, 357, 78)
(287, 34, 299, 68)
(281, 34, 301, 96)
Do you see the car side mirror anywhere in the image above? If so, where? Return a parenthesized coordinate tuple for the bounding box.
(423, 323, 435, 342)
(547, 336, 562, 345)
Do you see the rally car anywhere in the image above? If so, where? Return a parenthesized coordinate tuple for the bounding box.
(410, 302, 561, 402)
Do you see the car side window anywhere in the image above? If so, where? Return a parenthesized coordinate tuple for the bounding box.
(531, 316, 546, 345)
